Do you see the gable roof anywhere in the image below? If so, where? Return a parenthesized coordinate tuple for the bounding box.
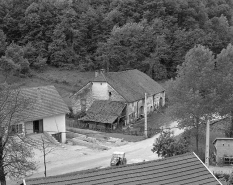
(92, 69, 165, 102)
(21, 85, 69, 122)
(24, 152, 221, 185)
(79, 100, 126, 123)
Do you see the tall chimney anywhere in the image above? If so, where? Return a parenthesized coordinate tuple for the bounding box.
(100, 69, 105, 74)
(95, 70, 99, 77)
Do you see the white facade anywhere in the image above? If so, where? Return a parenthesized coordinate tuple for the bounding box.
(43, 114, 66, 143)
(24, 114, 66, 143)
(92, 82, 109, 100)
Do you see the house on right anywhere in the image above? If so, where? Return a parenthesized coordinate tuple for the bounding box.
(213, 138, 233, 165)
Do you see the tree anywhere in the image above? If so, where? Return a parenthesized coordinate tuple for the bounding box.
(213, 44, 233, 137)
(39, 135, 57, 177)
(97, 21, 167, 72)
(151, 130, 189, 158)
(0, 84, 36, 185)
(166, 45, 216, 153)
(0, 30, 6, 57)
(5, 43, 30, 75)
(0, 56, 20, 82)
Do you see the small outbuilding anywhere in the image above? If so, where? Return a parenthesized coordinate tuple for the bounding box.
(213, 138, 233, 165)
(9, 85, 69, 143)
(79, 100, 126, 130)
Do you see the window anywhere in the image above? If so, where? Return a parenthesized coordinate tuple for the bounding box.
(10, 124, 23, 134)
(224, 157, 233, 165)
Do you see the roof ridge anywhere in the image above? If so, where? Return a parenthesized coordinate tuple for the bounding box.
(26, 153, 194, 182)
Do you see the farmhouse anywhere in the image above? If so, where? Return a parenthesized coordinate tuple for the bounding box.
(23, 152, 221, 185)
(213, 138, 233, 166)
(71, 69, 165, 126)
(9, 85, 69, 143)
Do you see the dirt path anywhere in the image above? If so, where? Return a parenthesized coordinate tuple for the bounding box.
(28, 121, 183, 179)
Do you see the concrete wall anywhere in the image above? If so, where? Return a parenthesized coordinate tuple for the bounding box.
(215, 140, 233, 165)
(25, 121, 33, 134)
(92, 82, 109, 100)
(43, 114, 66, 143)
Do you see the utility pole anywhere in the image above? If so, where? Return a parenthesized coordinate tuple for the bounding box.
(205, 119, 210, 168)
(144, 93, 148, 138)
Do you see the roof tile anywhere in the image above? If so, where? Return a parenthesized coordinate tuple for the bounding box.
(79, 100, 126, 123)
(25, 152, 221, 185)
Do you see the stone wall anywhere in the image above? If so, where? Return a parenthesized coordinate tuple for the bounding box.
(71, 83, 94, 114)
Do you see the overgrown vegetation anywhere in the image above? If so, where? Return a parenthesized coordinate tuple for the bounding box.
(152, 130, 189, 158)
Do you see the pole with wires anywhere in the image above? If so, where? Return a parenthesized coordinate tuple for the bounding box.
(205, 119, 210, 167)
(144, 93, 148, 138)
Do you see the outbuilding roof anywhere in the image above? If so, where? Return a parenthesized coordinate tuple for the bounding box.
(21, 85, 69, 121)
(213, 138, 233, 145)
(24, 152, 221, 185)
(79, 100, 126, 123)
(93, 69, 165, 102)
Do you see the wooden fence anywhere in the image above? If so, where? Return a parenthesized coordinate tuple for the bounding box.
(66, 119, 160, 137)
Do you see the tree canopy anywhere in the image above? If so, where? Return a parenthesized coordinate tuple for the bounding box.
(1, 0, 233, 79)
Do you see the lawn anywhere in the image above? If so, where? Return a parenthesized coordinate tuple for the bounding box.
(131, 109, 173, 136)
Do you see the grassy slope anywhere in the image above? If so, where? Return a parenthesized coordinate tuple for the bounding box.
(0, 67, 95, 106)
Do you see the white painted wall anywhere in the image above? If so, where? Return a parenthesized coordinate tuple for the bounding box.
(43, 114, 66, 143)
(25, 121, 33, 134)
(92, 82, 109, 100)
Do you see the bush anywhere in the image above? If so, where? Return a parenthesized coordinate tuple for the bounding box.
(19, 59, 30, 74)
(33, 56, 47, 71)
(214, 173, 229, 183)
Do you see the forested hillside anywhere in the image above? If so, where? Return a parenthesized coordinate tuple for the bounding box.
(1, 0, 233, 80)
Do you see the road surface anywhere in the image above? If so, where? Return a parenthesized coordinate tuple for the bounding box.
(29, 121, 183, 178)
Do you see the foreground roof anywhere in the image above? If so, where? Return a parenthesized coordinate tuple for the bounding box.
(22, 85, 69, 121)
(24, 152, 221, 185)
(79, 100, 126, 123)
(93, 69, 165, 102)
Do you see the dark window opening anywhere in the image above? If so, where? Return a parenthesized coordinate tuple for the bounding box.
(33, 120, 43, 133)
(10, 124, 23, 134)
(224, 157, 233, 165)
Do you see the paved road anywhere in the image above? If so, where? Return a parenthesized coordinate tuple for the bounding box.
(29, 121, 183, 178)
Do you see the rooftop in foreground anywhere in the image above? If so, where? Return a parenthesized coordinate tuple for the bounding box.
(24, 152, 221, 185)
